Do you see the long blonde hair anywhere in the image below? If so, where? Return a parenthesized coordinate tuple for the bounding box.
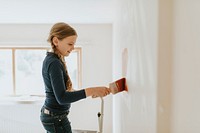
(47, 22, 77, 91)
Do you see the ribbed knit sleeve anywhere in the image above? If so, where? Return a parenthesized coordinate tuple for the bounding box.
(48, 59, 86, 105)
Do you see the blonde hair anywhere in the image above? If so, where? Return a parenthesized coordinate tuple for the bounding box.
(47, 22, 77, 91)
(47, 22, 77, 51)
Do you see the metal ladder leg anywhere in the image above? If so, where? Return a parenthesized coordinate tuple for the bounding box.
(98, 97, 104, 133)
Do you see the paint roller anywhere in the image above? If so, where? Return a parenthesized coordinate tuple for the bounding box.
(109, 77, 128, 94)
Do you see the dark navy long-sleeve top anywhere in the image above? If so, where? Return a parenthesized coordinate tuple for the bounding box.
(42, 52, 86, 113)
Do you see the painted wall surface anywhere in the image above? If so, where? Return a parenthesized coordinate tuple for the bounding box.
(0, 103, 44, 133)
(157, 0, 173, 133)
(0, 24, 112, 133)
(112, 0, 158, 133)
(112, 0, 200, 133)
(171, 0, 200, 133)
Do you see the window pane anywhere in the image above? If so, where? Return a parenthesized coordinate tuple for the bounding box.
(65, 51, 79, 89)
(15, 49, 46, 95)
(0, 50, 13, 96)
(0, 48, 81, 96)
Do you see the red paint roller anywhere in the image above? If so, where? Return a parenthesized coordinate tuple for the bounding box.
(109, 78, 128, 94)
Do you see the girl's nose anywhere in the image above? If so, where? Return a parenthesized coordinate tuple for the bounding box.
(72, 45, 75, 50)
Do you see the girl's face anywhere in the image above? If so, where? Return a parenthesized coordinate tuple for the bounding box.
(53, 35, 77, 56)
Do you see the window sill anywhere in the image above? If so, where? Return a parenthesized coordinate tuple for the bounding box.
(0, 95, 45, 105)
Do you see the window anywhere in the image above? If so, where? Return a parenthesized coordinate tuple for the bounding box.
(0, 49, 13, 95)
(0, 47, 82, 96)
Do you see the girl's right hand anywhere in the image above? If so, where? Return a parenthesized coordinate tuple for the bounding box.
(85, 87, 110, 98)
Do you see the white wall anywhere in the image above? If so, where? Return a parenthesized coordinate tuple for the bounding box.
(157, 0, 173, 133)
(112, 0, 158, 133)
(171, 0, 200, 133)
(70, 24, 113, 133)
(0, 24, 113, 133)
(0, 102, 44, 133)
(113, 0, 200, 133)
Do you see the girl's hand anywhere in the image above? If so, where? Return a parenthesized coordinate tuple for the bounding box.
(85, 87, 111, 98)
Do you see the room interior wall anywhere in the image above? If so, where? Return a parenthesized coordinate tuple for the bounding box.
(157, 0, 173, 133)
(112, 0, 200, 133)
(171, 0, 200, 132)
(112, 0, 158, 132)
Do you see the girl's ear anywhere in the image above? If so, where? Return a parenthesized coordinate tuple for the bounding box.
(52, 37, 59, 47)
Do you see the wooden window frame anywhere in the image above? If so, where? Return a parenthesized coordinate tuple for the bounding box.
(0, 46, 82, 96)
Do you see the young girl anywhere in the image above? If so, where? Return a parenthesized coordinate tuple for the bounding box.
(40, 22, 110, 133)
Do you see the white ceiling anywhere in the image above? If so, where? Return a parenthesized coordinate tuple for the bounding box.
(0, 0, 116, 24)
